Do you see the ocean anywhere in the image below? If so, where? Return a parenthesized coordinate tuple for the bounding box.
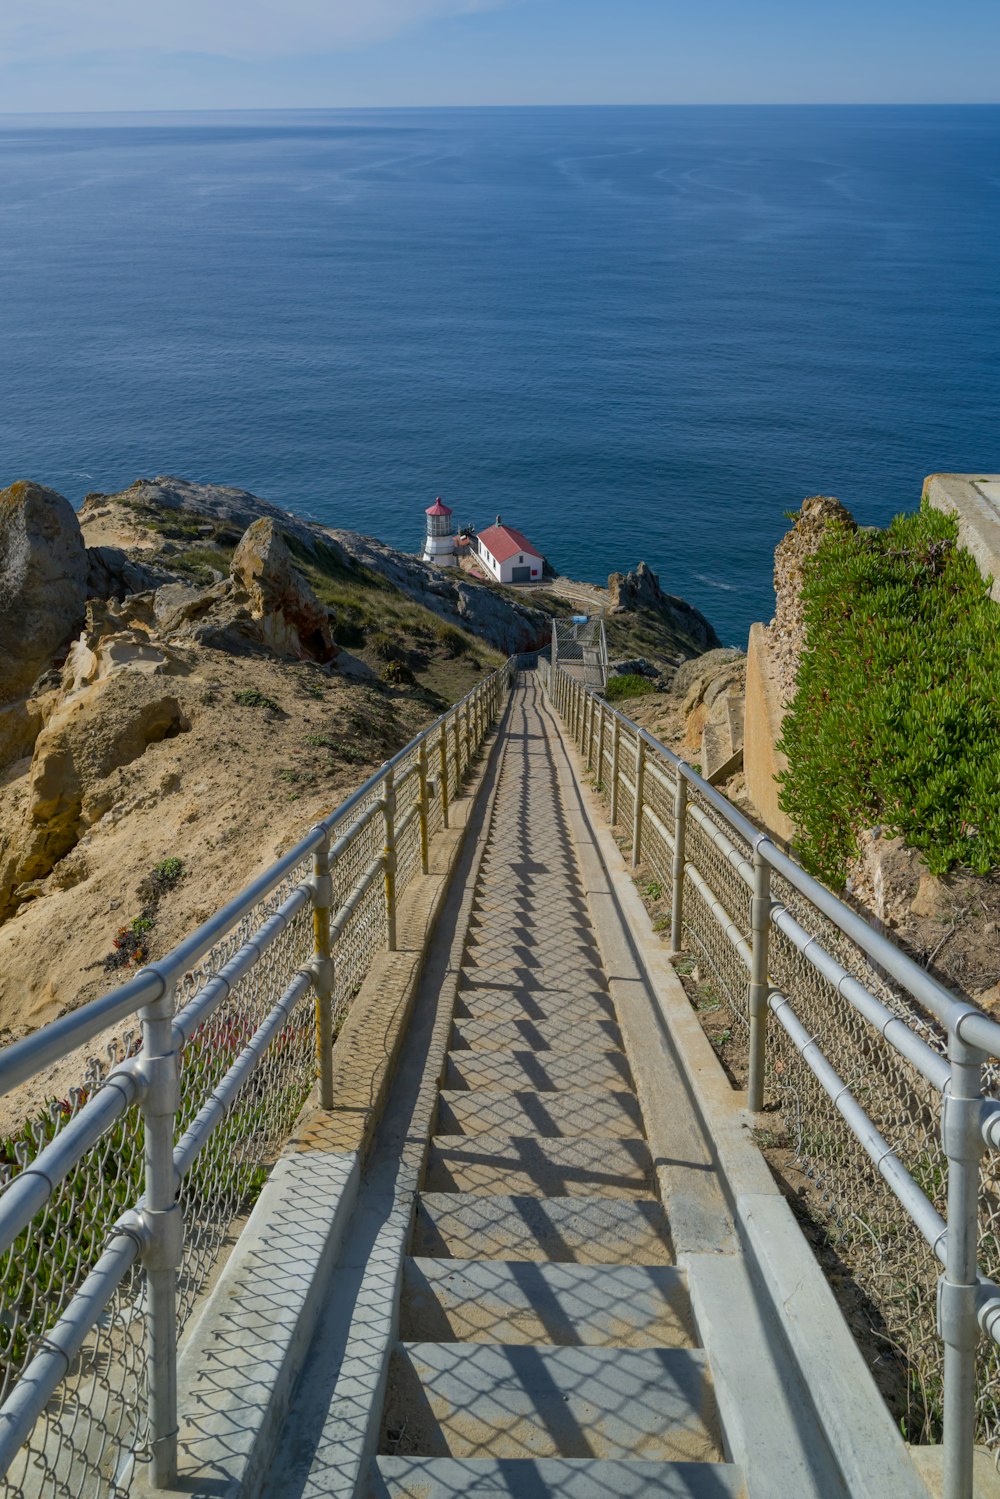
(1, 105, 998, 645)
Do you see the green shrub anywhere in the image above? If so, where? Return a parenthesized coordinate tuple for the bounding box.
(433, 621, 469, 657)
(369, 631, 405, 663)
(604, 673, 657, 702)
(380, 659, 416, 687)
(778, 505, 1000, 883)
(233, 688, 281, 714)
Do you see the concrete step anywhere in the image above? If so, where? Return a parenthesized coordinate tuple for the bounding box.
(380, 1342, 720, 1461)
(425, 1134, 652, 1198)
(412, 1194, 673, 1264)
(444, 1047, 633, 1093)
(436, 1088, 644, 1138)
(450, 1016, 625, 1054)
(465, 930, 602, 966)
(371, 1456, 747, 1498)
(464, 959, 611, 995)
(454, 986, 618, 1024)
(400, 1259, 696, 1347)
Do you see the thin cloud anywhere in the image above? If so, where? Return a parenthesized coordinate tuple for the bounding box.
(0, 0, 515, 62)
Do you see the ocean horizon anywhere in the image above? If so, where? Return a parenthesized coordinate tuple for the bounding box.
(2, 103, 999, 644)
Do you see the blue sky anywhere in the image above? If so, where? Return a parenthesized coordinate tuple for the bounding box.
(1, 0, 998, 112)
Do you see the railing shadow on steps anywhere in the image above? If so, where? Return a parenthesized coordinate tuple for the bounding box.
(539, 655, 1000, 1499)
(0, 659, 517, 1497)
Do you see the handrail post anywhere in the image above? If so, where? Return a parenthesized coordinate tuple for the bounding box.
(595, 701, 605, 791)
(747, 841, 771, 1111)
(610, 717, 621, 825)
(585, 693, 594, 771)
(464, 702, 472, 771)
(670, 771, 687, 949)
(311, 836, 335, 1108)
(418, 741, 430, 875)
(453, 713, 463, 785)
(438, 725, 450, 829)
(940, 1031, 985, 1499)
(139, 980, 182, 1489)
(631, 733, 646, 868)
(573, 680, 582, 745)
(383, 768, 397, 951)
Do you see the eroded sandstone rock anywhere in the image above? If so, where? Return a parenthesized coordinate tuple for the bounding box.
(231, 519, 337, 663)
(0, 678, 189, 918)
(0, 481, 88, 707)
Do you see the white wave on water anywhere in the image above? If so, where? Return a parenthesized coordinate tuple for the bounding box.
(695, 573, 740, 592)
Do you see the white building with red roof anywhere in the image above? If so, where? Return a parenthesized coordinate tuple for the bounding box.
(474, 516, 545, 584)
(421, 496, 457, 567)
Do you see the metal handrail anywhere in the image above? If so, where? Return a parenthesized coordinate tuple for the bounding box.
(0, 657, 516, 1489)
(542, 659, 999, 1499)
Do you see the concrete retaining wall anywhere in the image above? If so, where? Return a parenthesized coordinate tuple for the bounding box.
(742, 622, 794, 845)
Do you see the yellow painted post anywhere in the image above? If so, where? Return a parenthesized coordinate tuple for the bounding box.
(631, 733, 646, 867)
(383, 769, 397, 951)
(418, 740, 429, 875)
(438, 724, 450, 829)
(311, 837, 335, 1108)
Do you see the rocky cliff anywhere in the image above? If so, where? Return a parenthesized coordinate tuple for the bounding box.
(0, 475, 722, 1046)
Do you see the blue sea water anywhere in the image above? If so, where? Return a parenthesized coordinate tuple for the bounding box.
(1, 105, 999, 645)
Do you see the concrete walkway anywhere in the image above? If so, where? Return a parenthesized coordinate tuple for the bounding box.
(261, 677, 928, 1499)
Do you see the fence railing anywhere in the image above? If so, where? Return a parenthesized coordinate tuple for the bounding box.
(551, 615, 607, 689)
(542, 658, 1000, 1499)
(0, 659, 514, 1497)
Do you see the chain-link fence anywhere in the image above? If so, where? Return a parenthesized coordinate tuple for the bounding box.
(0, 661, 513, 1497)
(545, 661, 1000, 1488)
(551, 616, 607, 688)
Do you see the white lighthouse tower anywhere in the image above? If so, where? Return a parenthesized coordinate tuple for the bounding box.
(422, 496, 456, 567)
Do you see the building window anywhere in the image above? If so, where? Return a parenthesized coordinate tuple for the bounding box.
(519, 555, 524, 563)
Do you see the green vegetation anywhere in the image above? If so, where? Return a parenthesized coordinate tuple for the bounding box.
(604, 673, 657, 702)
(169, 545, 233, 585)
(778, 505, 1000, 883)
(233, 687, 282, 714)
(380, 659, 416, 687)
(433, 621, 471, 657)
(104, 858, 186, 970)
(282, 533, 502, 697)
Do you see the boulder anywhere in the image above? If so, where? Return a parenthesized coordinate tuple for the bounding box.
(85, 545, 170, 602)
(672, 647, 744, 704)
(231, 519, 337, 663)
(0, 482, 89, 706)
(610, 657, 660, 680)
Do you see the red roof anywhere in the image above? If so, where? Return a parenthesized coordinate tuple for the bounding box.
(476, 523, 543, 564)
(425, 496, 452, 516)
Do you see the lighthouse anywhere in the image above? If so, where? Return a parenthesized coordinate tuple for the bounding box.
(422, 496, 456, 567)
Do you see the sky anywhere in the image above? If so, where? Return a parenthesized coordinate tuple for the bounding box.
(0, 0, 998, 113)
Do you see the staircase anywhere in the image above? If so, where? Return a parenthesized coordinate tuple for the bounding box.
(371, 686, 744, 1497)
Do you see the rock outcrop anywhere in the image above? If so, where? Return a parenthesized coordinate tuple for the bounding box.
(86, 545, 170, 602)
(80, 478, 552, 657)
(608, 561, 720, 654)
(0, 482, 89, 706)
(231, 519, 337, 663)
(622, 645, 747, 785)
(0, 674, 188, 919)
(766, 494, 856, 706)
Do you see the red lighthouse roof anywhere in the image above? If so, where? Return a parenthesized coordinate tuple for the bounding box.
(425, 496, 452, 516)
